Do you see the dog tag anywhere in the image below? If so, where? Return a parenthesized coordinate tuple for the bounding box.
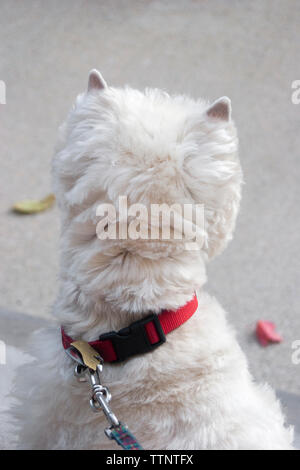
(70, 341, 103, 371)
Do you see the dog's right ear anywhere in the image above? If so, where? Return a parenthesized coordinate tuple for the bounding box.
(206, 97, 231, 122)
(87, 69, 107, 92)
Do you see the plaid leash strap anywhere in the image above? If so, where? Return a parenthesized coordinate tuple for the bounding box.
(107, 423, 143, 450)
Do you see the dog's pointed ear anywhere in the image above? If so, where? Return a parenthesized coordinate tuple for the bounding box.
(87, 69, 107, 92)
(206, 97, 231, 122)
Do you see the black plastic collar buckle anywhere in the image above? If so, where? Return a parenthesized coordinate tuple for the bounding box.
(99, 314, 166, 363)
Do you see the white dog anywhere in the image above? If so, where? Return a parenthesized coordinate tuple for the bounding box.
(12, 70, 293, 450)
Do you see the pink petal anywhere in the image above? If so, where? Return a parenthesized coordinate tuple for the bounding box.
(256, 320, 283, 347)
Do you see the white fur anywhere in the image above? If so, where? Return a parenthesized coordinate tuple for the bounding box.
(11, 74, 293, 449)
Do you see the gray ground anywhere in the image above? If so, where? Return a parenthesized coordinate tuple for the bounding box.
(0, 0, 299, 404)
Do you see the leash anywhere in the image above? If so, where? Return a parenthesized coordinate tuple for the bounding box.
(63, 294, 198, 450)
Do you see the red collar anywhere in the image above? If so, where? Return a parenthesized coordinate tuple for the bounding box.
(61, 294, 198, 363)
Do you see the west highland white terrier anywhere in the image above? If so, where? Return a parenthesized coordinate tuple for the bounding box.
(12, 70, 293, 450)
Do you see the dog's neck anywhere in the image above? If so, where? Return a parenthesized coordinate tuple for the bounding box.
(55, 252, 207, 341)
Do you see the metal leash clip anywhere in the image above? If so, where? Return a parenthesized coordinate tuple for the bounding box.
(65, 341, 143, 450)
(66, 343, 119, 427)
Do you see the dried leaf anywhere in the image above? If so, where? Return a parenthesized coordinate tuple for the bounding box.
(13, 194, 55, 214)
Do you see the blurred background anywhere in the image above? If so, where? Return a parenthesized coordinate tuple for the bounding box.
(0, 0, 299, 444)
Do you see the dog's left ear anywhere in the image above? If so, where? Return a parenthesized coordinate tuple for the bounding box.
(87, 69, 107, 92)
(206, 97, 231, 122)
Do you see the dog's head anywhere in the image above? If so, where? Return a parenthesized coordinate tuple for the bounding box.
(53, 70, 242, 310)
